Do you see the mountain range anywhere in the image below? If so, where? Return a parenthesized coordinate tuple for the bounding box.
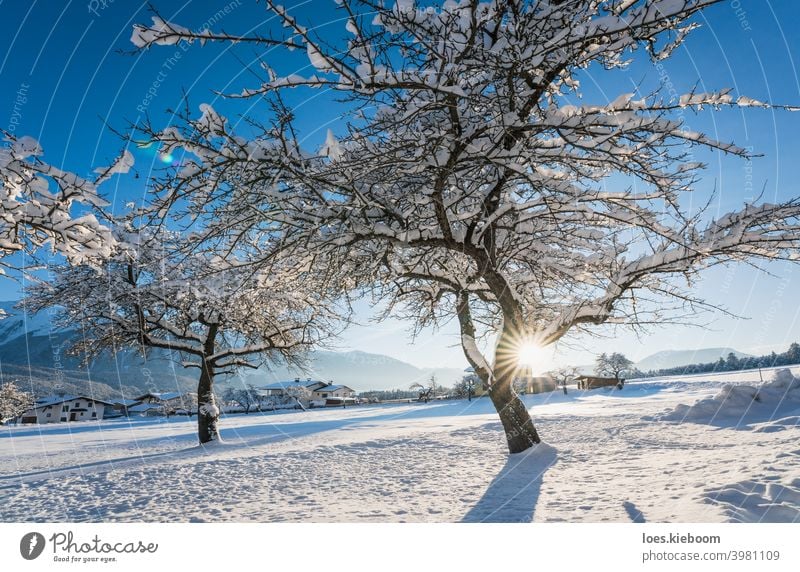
(0, 302, 465, 398)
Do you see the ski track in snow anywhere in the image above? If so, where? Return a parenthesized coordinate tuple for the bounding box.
(1, 373, 799, 523)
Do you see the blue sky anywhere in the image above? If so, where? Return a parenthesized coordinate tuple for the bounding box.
(2, 1, 800, 371)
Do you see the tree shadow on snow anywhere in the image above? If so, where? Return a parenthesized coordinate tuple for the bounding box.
(622, 500, 646, 523)
(462, 441, 558, 523)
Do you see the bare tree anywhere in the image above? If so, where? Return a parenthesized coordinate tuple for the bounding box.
(596, 353, 634, 384)
(411, 374, 440, 402)
(132, 1, 800, 453)
(223, 386, 260, 414)
(0, 380, 35, 424)
(453, 373, 479, 400)
(24, 228, 341, 443)
(548, 367, 580, 395)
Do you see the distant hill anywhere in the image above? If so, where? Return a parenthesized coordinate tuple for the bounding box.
(0, 301, 199, 399)
(0, 302, 465, 397)
(237, 350, 466, 391)
(634, 347, 751, 373)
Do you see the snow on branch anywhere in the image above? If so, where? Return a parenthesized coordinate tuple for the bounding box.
(0, 134, 130, 273)
(131, 14, 304, 50)
(23, 226, 343, 372)
(132, 0, 800, 385)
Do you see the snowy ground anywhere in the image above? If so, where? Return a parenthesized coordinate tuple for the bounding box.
(1, 368, 799, 523)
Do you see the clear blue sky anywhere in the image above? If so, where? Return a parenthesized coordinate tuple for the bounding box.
(2, 1, 800, 371)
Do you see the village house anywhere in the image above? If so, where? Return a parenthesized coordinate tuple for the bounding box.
(257, 378, 327, 400)
(255, 379, 358, 408)
(512, 375, 558, 394)
(311, 383, 356, 400)
(128, 392, 197, 416)
(525, 376, 559, 394)
(310, 383, 357, 407)
(109, 398, 140, 417)
(577, 375, 624, 390)
(18, 395, 115, 424)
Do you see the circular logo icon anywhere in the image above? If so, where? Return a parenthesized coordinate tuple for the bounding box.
(20, 532, 46, 560)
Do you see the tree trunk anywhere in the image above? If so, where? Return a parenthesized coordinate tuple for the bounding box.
(488, 370, 541, 454)
(197, 359, 220, 444)
(455, 291, 541, 454)
(488, 328, 541, 454)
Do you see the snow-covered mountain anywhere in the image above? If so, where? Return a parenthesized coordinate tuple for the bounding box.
(0, 301, 199, 399)
(0, 302, 465, 396)
(243, 349, 466, 391)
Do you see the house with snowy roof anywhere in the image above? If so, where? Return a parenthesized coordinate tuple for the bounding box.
(255, 378, 358, 409)
(129, 392, 197, 416)
(19, 395, 115, 424)
(311, 383, 355, 400)
(108, 398, 140, 417)
(576, 376, 623, 390)
(310, 382, 357, 407)
(256, 378, 328, 399)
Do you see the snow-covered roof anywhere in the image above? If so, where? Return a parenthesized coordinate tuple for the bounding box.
(313, 384, 353, 392)
(36, 394, 78, 406)
(133, 391, 183, 402)
(259, 379, 326, 391)
(128, 403, 163, 413)
(34, 395, 115, 408)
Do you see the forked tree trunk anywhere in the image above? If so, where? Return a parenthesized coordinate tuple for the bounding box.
(456, 291, 541, 454)
(197, 359, 220, 444)
(489, 327, 541, 454)
(488, 370, 541, 453)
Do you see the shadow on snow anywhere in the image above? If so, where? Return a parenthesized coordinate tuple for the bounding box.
(462, 438, 558, 523)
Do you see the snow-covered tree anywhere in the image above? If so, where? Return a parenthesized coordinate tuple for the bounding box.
(0, 380, 34, 425)
(24, 228, 340, 443)
(0, 133, 130, 282)
(410, 374, 440, 402)
(133, 1, 800, 453)
(548, 366, 580, 395)
(595, 352, 633, 382)
(223, 385, 260, 414)
(453, 373, 479, 400)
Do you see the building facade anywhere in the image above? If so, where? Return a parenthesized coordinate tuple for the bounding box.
(19, 395, 114, 424)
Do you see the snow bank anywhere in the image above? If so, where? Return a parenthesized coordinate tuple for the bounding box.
(655, 369, 800, 425)
(704, 478, 800, 522)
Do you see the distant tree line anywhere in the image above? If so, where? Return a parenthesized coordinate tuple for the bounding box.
(360, 374, 474, 403)
(637, 343, 800, 378)
(358, 389, 421, 402)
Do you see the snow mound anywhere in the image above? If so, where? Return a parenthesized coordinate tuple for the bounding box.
(655, 369, 800, 426)
(704, 478, 800, 522)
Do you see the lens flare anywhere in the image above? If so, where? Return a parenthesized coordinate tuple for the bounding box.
(517, 341, 548, 368)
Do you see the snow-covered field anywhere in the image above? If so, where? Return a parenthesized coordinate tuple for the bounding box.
(2, 368, 799, 523)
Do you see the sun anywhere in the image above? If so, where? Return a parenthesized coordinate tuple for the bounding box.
(517, 341, 549, 370)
